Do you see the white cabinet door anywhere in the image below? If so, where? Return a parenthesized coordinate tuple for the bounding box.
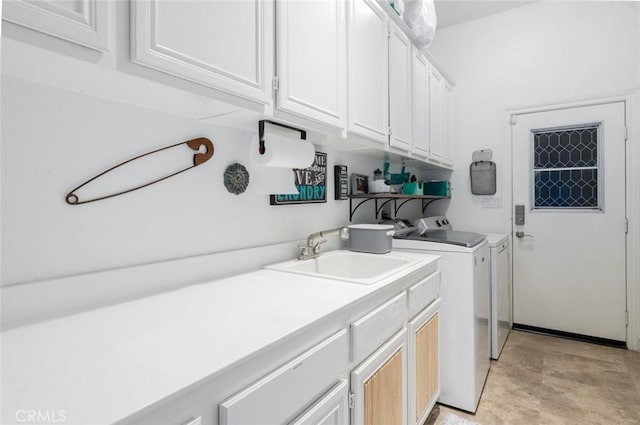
(220, 330, 349, 425)
(428, 66, 443, 163)
(131, 0, 273, 106)
(389, 22, 413, 151)
(411, 49, 429, 157)
(407, 301, 440, 425)
(289, 380, 349, 425)
(428, 65, 454, 167)
(347, 0, 388, 145)
(351, 329, 407, 425)
(441, 80, 454, 166)
(276, 0, 346, 129)
(3, 0, 109, 51)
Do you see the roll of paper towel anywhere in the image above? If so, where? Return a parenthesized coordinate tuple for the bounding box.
(250, 165, 298, 194)
(250, 134, 315, 168)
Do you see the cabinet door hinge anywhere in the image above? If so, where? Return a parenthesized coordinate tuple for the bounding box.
(625, 125, 629, 141)
(387, 28, 391, 39)
(509, 115, 517, 126)
(272, 76, 279, 91)
(348, 392, 355, 409)
(388, 126, 392, 136)
(626, 311, 629, 326)
(625, 217, 629, 234)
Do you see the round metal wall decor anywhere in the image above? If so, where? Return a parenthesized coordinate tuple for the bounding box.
(224, 163, 249, 195)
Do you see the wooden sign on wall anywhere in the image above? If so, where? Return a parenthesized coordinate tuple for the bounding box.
(270, 152, 327, 205)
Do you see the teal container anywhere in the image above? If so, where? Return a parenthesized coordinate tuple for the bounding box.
(424, 181, 450, 196)
(402, 182, 423, 195)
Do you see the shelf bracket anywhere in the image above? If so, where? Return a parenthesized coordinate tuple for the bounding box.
(375, 198, 394, 219)
(350, 197, 375, 221)
(422, 199, 441, 213)
(394, 198, 415, 216)
(350, 195, 450, 221)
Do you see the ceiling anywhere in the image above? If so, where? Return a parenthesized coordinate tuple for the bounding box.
(434, 1, 536, 28)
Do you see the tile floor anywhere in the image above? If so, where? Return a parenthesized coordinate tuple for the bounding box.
(426, 330, 640, 425)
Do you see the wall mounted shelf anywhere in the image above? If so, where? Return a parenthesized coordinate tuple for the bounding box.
(349, 194, 449, 221)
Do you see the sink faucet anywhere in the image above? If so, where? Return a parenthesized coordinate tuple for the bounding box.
(299, 227, 350, 260)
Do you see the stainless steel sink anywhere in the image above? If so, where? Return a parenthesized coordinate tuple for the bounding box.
(265, 250, 420, 285)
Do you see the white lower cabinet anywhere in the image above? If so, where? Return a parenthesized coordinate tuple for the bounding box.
(290, 380, 350, 425)
(219, 329, 349, 425)
(408, 300, 441, 425)
(351, 292, 407, 365)
(351, 329, 407, 425)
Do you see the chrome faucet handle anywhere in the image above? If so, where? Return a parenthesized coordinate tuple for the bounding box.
(298, 244, 317, 260)
(312, 238, 328, 254)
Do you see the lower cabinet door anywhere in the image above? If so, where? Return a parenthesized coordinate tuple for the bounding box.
(219, 329, 348, 425)
(351, 329, 407, 425)
(408, 300, 441, 425)
(289, 380, 349, 425)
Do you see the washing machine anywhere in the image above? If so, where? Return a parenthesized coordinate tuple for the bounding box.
(485, 233, 512, 360)
(391, 216, 490, 414)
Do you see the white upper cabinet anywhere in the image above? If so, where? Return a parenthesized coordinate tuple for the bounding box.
(346, 0, 388, 145)
(412, 48, 430, 158)
(388, 22, 413, 152)
(428, 66, 443, 163)
(2, 0, 109, 51)
(441, 80, 454, 166)
(428, 65, 454, 167)
(131, 0, 274, 107)
(275, 0, 347, 130)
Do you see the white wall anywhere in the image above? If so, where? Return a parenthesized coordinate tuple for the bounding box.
(429, 1, 640, 349)
(1, 78, 419, 286)
(429, 0, 640, 233)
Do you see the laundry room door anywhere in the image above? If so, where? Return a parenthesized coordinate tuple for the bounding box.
(511, 102, 627, 343)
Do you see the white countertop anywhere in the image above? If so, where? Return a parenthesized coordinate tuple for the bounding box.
(1, 251, 439, 425)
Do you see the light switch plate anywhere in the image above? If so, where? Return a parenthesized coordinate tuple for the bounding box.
(481, 197, 502, 208)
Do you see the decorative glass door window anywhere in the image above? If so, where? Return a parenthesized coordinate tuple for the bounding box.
(531, 124, 601, 210)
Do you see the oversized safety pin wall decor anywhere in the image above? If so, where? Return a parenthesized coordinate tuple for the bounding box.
(66, 137, 214, 205)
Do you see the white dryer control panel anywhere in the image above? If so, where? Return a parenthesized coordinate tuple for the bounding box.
(415, 215, 452, 231)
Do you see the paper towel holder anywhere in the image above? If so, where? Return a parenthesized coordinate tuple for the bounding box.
(258, 120, 307, 155)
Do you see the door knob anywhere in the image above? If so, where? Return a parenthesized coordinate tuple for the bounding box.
(515, 231, 533, 239)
